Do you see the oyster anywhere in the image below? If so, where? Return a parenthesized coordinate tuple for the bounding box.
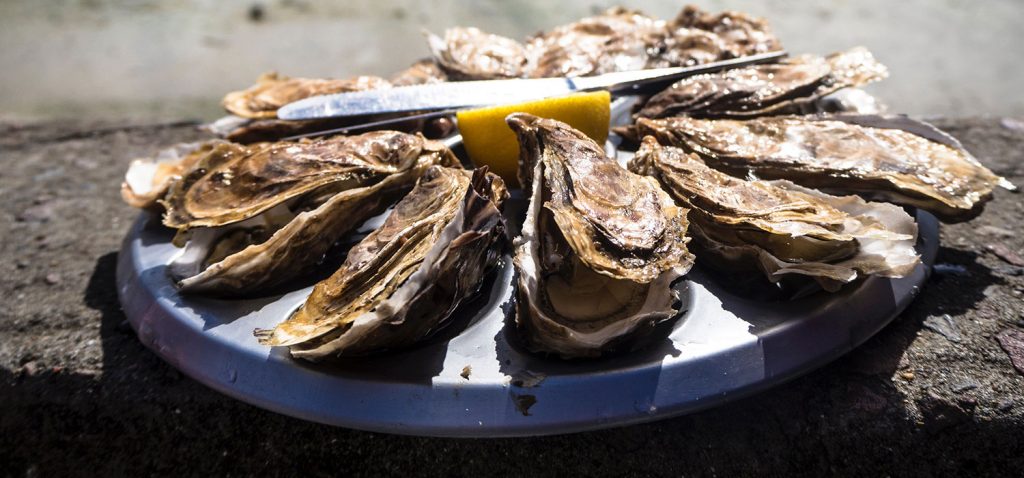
(427, 27, 528, 80)
(636, 48, 887, 120)
(506, 114, 694, 358)
(650, 27, 729, 69)
(210, 65, 452, 143)
(668, 5, 782, 59)
(389, 58, 448, 86)
(629, 137, 919, 292)
(163, 131, 459, 295)
(213, 114, 445, 144)
(121, 140, 252, 210)
(637, 115, 1015, 222)
(221, 72, 391, 119)
(255, 166, 508, 359)
(524, 7, 665, 78)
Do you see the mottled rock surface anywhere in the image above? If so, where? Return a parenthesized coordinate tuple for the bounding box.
(1, 118, 1022, 476)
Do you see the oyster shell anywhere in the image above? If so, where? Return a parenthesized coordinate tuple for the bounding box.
(524, 7, 665, 78)
(629, 137, 919, 292)
(636, 48, 887, 120)
(389, 58, 449, 86)
(164, 131, 459, 296)
(506, 114, 694, 358)
(209, 64, 451, 144)
(668, 5, 782, 59)
(650, 27, 729, 69)
(427, 27, 528, 80)
(255, 166, 508, 359)
(637, 114, 1015, 222)
(121, 140, 252, 210)
(519, 6, 780, 78)
(221, 72, 391, 119)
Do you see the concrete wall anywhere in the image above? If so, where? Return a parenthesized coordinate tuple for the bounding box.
(2, 0, 1022, 120)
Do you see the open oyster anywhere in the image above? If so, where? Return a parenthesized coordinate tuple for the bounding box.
(121, 140, 253, 210)
(630, 138, 920, 292)
(255, 166, 508, 360)
(506, 114, 694, 359)
(427, 27, 528, 80)
(163, 131, 459, 296)
(635, 48, 887, 120)
(637, 115, 1015, 222)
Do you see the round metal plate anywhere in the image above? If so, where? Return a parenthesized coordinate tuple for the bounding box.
(116, 207, 938, 437)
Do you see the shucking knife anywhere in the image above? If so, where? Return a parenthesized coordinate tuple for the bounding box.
(277, 51, 787, 121)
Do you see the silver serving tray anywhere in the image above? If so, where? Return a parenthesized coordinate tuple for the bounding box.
(117, 98, 938, 436)
(117, 204, 937, 437)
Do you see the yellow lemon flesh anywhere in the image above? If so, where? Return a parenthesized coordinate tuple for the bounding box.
(456, 91, 611, 187)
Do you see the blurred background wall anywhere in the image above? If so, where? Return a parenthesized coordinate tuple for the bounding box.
(2, 0, 1022, 121)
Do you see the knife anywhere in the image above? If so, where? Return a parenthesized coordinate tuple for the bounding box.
(277, 51, 787, 121)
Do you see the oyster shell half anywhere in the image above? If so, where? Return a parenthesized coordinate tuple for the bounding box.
(255, 166, 508, 360)
(637, 115, 1015, 222)
(121, 140, 253, 210)
(524, 7, 666, 78)
(521, 6, 781, 79)
(629, 138, 920, 292)
(636, 47, 887, 120)
(389, 58, 449, 86)
(427, 27, 528, 80)
(668, 5, 782, 59)
(164, 131, 459, 296)
(507, 114, 694, 359)
(221, 72, 391, 119)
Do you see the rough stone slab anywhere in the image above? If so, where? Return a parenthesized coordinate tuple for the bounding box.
(1, 117, 1023, 476)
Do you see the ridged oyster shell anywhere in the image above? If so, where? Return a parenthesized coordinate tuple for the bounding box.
(426, 27, 528, 80)
(629, 138, 920, 292)
(256, 166, 508, 359)
(636, 47, 887, 120)
(637, 114, 1015, 222)
(507, 114, 694, 358)
(221, 72, 390, 119)
(120, 140, 253, 210)
(162, 131, 459, 296)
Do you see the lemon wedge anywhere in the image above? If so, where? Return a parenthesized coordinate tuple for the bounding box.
(456, 91, 611, 186)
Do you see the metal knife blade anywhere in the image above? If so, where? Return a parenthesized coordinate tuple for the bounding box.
(278, 51, 787, 121)
(279, 77, 575, 120)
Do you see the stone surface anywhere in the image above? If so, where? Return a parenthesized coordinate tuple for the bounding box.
(996, 329, 1024, 376)
(923, 314, 962, 343)
(1, 117, 1023, 476)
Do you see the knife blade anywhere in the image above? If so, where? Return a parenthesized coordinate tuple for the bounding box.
(278, 51, 787, 121)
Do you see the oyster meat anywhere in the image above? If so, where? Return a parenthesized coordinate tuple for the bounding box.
(162, 131, 459, 296)
(256, 166, 508, 359)
(427, 27, 528, 80)
(636, 48, 887, 120)
(630, 137, 920, 292)
(637, 115, 1015, 222)
(507, 114, 694, 358)
(121, 140, 253, 210)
